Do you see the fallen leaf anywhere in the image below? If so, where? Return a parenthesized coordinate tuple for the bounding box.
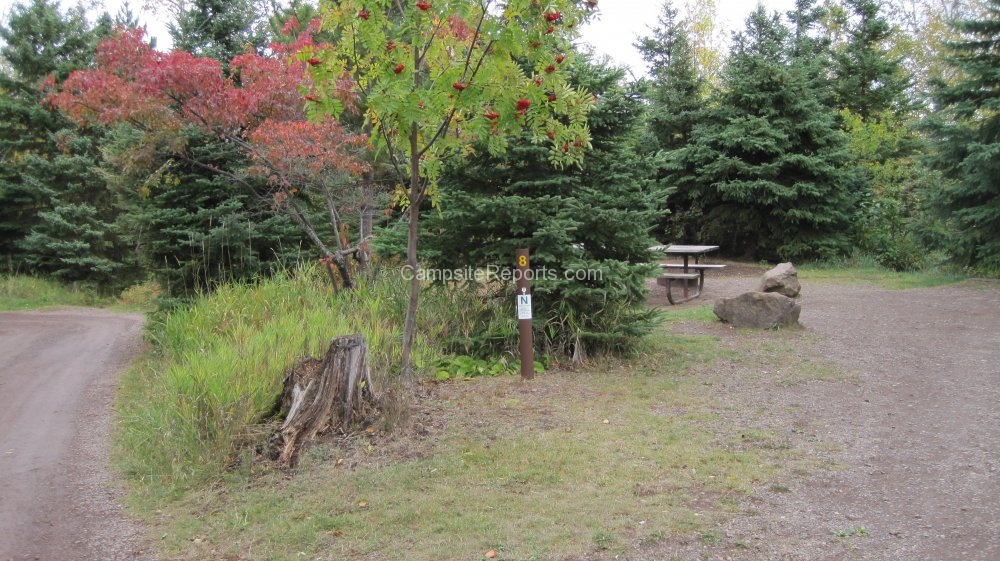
(485, 549, 497, 559)
(357, 501, 368, 508)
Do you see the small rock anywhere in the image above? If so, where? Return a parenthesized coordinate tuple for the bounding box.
(759, 262, 801, 297)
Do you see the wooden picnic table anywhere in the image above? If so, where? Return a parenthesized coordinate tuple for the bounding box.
(651, 244, 724, 304)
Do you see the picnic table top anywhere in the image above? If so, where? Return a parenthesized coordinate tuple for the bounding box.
(651, 244, 720, 255)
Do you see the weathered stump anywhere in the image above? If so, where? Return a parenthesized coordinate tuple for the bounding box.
(272, 334, 377, 468)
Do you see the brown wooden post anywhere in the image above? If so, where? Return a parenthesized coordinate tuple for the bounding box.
(515, 248, 534, 380)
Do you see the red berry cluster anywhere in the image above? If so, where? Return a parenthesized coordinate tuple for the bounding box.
(416, 1, 432, 10)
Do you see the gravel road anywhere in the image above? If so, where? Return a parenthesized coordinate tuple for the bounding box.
(0, 308, 150, 561)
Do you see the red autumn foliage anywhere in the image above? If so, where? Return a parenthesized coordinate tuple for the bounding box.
(49, 25, 359, 134)
(416, 1, 432, 10)
(248, 119, 369, 189)
(47, 25, 370, 203)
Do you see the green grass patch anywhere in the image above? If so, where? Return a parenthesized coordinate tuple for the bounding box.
(797, 262, 966, 290)
(0, 275, 108, 311)
(659, 303, 718, 324)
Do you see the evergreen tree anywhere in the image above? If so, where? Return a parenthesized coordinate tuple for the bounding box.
(417, 56, 664, 361)
(665, 7, 859, 261)
(833, 0, 911, 119)
(922, 0, 1000, 272)
(15, 129, 131, 286)
(171, 0, 268, 62)
(635, 1, 706, 242)
(636, 1, 705, 151)
(787, 0, 836, 105)
(0, 0, 113, 272)
(105, 126, 305, 295)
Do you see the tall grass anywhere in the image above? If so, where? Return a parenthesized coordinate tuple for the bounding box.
(116, 266, 443, 492)
(0, 275, 107, 311)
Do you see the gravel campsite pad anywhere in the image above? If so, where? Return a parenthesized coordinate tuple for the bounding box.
(645, 267, 1000, 561)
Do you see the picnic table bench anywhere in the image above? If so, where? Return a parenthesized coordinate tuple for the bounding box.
(651, 245, 726, 304)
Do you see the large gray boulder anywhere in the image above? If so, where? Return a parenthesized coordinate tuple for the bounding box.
(759, 262, 801, 297)
(713, 292, 801, 329)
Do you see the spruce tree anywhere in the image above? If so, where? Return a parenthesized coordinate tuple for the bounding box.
(15, 130, 130, 286)
(105, 126, 304, 296)
(665, 7, 859, 261)
(0, 0, 114, 272)
(833, 0, 910, 119)
(171, 0, 268, 62)
(922, 0, 1000, 272)
(635, 0, 706, 243)
(636, 1, 705, 152)
(417, 56, 664, 360)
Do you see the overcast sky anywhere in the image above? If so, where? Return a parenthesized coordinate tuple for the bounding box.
(1, 0, 799, 77)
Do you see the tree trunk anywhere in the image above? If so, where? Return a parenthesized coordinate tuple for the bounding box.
(271, 334, 377, 468)
(399, 121, 423, 390)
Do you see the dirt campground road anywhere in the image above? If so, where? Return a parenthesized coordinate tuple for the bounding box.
(647, 266, 1000, 561)
(0, 308, 151, 561)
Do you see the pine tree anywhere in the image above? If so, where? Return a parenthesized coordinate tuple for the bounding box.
(666, 7, 859, 261)
(922, 0, 1000, 272)
(418, 56, 664, 360)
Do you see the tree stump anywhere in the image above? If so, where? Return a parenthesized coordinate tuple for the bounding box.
(272, 334, 377, 468)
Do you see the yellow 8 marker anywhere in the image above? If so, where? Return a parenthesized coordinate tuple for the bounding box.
(518, 255, 527, 267)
